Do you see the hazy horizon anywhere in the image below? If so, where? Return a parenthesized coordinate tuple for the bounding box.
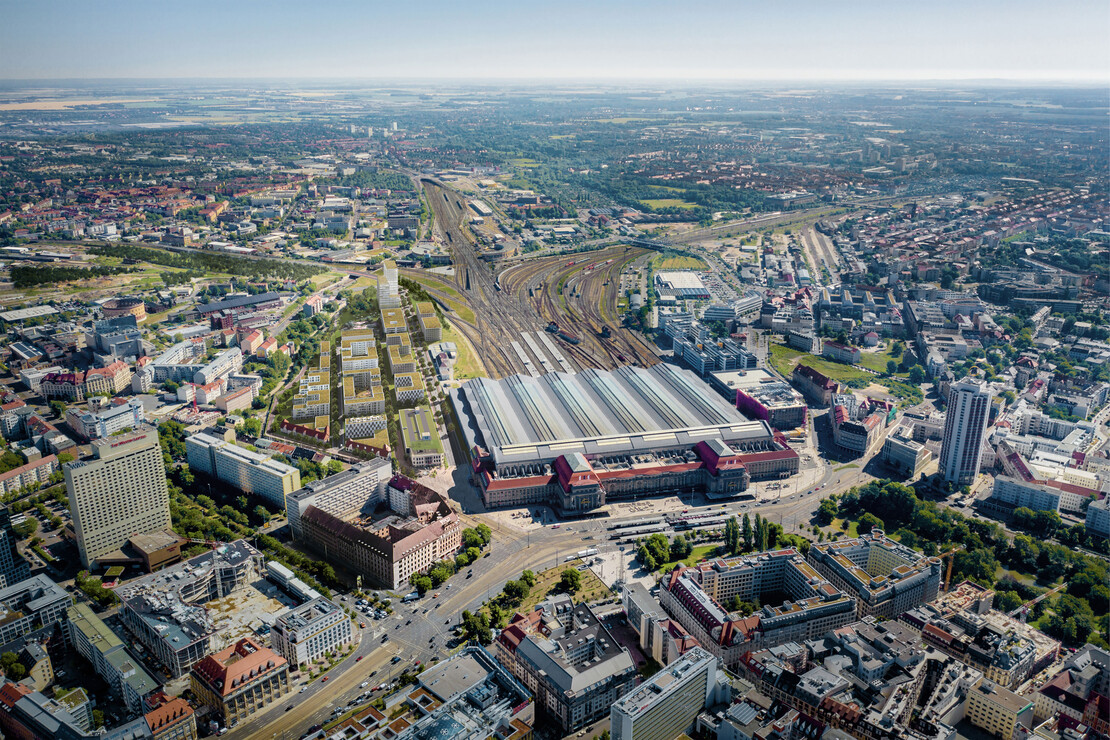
(2, 0, 1107, 83)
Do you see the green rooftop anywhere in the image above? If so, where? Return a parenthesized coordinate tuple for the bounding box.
(401, 406, 443, 454)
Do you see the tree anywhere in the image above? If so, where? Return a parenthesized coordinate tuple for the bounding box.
(460, 610, 491, 644)
(242, 417, 262, 437)
(503, 579, 530, 604)
(48, 400, 66, 419)
(816, 498, 837, 526)
(521, 570, 536, 588)
(669, 534, 692, 561)
(858, 512, 884, 535)
(6, 662, 25, 681)
(741, 513, 753, 551)
(886, 360, 899, 375)
(252, 505, 271, 526)
(411, 574, 433, 595)
(725, 517, 741, 554)
(908, 365, 926, 384)
(559, 568, 582, 593)
(994, 590, 1023, 613)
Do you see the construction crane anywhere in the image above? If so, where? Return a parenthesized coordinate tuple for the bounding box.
(938, 544, 964, 592)
(1008, 583, 1066, 621)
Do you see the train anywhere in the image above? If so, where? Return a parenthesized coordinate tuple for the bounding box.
(565, 548, 599, 562)
(559, 330, 580, 345)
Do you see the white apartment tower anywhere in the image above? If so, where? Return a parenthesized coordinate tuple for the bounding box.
(939, 380, 992, 485)
(64, 427, 171, 569)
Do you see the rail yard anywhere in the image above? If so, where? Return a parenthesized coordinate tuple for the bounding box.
(417, 178, 660, 379)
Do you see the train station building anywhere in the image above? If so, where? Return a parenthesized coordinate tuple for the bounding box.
(450, 365, 799, 514)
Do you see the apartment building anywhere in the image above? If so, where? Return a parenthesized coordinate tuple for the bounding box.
(194, 347, 243, 385)
(0, 575, 69, 649)
(186, 430, 301, 511)
(65, 428, 170, 569)
(0, 455, 58, 497)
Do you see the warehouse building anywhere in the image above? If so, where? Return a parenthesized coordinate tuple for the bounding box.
(452, 365, 798, 514)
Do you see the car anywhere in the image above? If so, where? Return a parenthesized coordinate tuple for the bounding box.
(405, 619, 411, 625)
(360, 681, 370, 688)
(466, 571, 473, 578)
(432, 592, 439, 599)
(445, 584, 451, 590)
(322, 676, 330, 682)
(356, 655, 363, 662)
(551, 524, 560, 529)
(300, 686, 308, 693)
(360, 622, 366, 628)
(392, 656, 402, 664)
(370, 670, 378, 677)
(286, 704, 294, 711)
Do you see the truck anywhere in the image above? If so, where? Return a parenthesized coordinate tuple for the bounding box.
(402, 592, 420, 603)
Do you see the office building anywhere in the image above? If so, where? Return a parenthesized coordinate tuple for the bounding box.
(185, 430, 301, 511)
(966, 680, 1034, 740)
(882, 419, 932, 477)
(270, 597, 352, 669)
(791, 364, 839, 406)
(400, 406, 443, 469)
(452, 365, 798, 514)
(495, 597, 636, 732)
(658, 550, 855, 668)
(610, 647, 727, 740)
(939, 380, 992, 485)
(377, 259, 401, 309)
(711, 369, 807, 430)
(65, 428, 171, 569)
(65, 397, 145, 441)
(67, 602, 159, 715)
(0, 507, 28, 590)
(0, 575, 69, 650)
(1085, 497, 1110, 538)
(286, 456, 391, 541)
(190, 638, 290, 727)
(296, 477, 460, 589)
(338, 646, 532, 740)
(118, 540, 263, 677)
(807, 531, 943, 619)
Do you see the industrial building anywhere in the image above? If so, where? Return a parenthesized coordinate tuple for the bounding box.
(452, 365, 799, 514)
(654, 271, 711, 302)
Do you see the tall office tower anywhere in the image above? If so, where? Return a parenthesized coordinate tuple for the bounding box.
(64, 427, 171, 569)
(939, 380, 992, 485)
(0, 506, 29, 588)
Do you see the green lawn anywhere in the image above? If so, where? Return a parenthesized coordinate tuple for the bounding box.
(829, 518, 860, 538)
(651, 254, 709, 270)
(441, 321, 486, 379)
(641, 198, 698, 210)
(856, 345, 908, 376)
(768, 344, 872, 384)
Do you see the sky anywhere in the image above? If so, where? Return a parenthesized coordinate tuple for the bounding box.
(1, 0, 1108, 82)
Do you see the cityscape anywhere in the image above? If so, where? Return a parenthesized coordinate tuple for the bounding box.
(0, 3, 1108, 740)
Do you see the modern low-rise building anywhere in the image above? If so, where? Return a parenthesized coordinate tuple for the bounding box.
(400, 406, 443, 468)
(270, 597, 352, 669)
(0, 575, 70, 651)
